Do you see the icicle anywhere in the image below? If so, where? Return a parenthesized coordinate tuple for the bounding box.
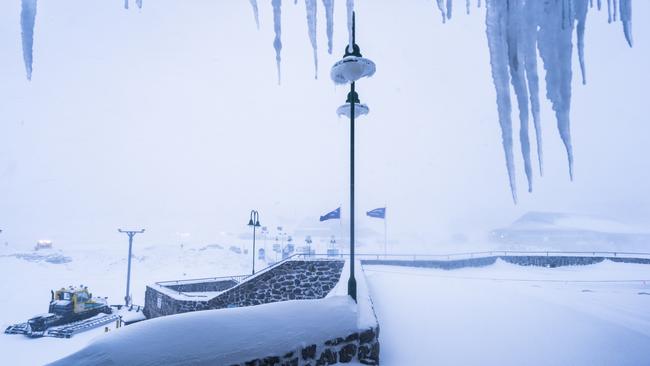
(597, 0, 602, 11)
(467, 0, 471, 14)
(305, 0, 318, 78)
(446, 0, 453, 20)
(346, 0, 354, 52)
(20, 0, 37, 81)
(613, 0, 617, 22)
(124, 0, 129, 10)
(523, 0, 544, 176)
(249, 0, 260, 29)
(575, 0, 588, 85)
(136, 0, 142, 9)
(607, 0, 612, 23)
(478, 0, 481, 9)
(322, 0, 334, 54)
(620, 0, 633, 47)
(506, 0, 533, 192)
(486, 0, 518, 202)
(589, 0, 593, 8)
(272, 0, 283, 84)
(436, 0, 446, 23)
(537, 0, 575, 180)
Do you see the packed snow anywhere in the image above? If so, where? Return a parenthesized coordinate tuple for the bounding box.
(365, 259, 650, 365)
(0, 241, 259, 365)
(47, 259, 374, 365)
(49, 296, 358, 366)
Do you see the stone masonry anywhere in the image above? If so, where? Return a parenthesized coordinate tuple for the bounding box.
(145, 260, 344, 319)
(361, 255, 650, 270)
(230, 326, 381, 366)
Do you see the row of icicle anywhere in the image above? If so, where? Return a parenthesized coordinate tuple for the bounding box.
(18, 0, 634, 203)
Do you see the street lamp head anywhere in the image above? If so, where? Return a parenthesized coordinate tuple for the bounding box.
(248, 218, 255, 227)
(330, 55, 376, 85)
(337, 103, 369, 118)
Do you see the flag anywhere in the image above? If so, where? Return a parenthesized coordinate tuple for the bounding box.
(366, 207, 386, 219)
(320, 207, 341, 221)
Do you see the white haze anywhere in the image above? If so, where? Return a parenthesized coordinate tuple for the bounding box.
(0, 0, 648, 251)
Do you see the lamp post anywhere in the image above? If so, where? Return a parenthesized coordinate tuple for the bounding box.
(330, 12, 375, 302)
(247, 210, 261, 275)
(118, 228, 145, 306)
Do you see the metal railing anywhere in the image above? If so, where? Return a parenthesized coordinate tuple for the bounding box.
(298, 250, 650, 262)
(153, 252, 318, 298)
(151, 250, 650, 298)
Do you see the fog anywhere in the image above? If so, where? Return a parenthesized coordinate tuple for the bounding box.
(0, 0, 648, 250)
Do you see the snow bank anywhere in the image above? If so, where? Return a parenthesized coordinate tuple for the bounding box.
(49, 296, 358, 366)
(49, 258, 379, 365)
(328, 259, 378, 330)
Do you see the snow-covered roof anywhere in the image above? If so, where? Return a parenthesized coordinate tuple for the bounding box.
(502, 212, 648, 234)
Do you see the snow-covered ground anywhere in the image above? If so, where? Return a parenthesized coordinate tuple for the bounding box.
(3, 241, 650, 365)
(0, 242, 257, 365)
(48, 259, 375, 365)
(365, 260, 650, 366)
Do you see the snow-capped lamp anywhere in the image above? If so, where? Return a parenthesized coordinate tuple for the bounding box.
(336, 90, 369, 118)
(330, 43, 376, 85)
(331, 11, 375, 304)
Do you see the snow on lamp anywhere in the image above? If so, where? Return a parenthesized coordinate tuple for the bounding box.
(336, 90, 369, 118)
(330, 44, 376, 85)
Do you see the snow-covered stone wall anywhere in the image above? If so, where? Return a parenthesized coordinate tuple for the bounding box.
(232, 325, 380, 366)
(164, 279, 238, 293)
(362, 255, 650, 270)
(144, 259, 344, 319)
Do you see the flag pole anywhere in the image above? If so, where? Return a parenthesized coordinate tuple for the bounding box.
(384, 204, 388, 257)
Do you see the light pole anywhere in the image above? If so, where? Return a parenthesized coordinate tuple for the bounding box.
(305, 235, 313, 256)
(248, 210, 261, 275)
(330, 12, 375, 302)
(118, 228, 145, 306)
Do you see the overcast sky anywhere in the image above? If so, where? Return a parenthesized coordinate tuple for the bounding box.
(0, 0, 648, 249)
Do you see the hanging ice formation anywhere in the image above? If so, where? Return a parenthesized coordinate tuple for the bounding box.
(305, 0, 318, 78)
(272, 0, 283, 84)
(20, 0, 37, 81)
(322, 0, 334, 54)
(136, 0, 143, 10)
(481, 0, 634, 202)
(346, 0, 354, 52)
(14, 0, 636, 203)
(249, 0, 260, 29)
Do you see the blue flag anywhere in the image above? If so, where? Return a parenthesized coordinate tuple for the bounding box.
(366, 207, 386, 219)
(320, 207, 341, 221)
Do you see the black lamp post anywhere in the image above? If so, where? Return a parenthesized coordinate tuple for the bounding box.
(118, 228, 145, 306)
(330, 12, 375, 302)
(248, 210, 261, 274)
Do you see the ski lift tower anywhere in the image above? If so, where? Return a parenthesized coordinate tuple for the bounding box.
(330, 12, 375, 302)
(118, 228, 145, 306)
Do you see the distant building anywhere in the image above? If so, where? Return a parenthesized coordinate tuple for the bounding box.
(35, 240, 53, 251)
(490, 212, 650, 251)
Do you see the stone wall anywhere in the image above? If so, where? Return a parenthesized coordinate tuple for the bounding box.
(207, 260, 344, 309)
(165, 279, 238, 293)
(231, 326, 380, 366)
(361, 255, 650, 270)
(145, 260, 344, 319)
